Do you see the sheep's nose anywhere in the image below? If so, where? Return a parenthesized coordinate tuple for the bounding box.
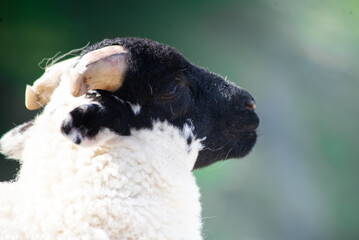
(244, 99, 256, 111)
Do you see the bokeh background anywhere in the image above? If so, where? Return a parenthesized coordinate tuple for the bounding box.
(1, 0, 358, 239)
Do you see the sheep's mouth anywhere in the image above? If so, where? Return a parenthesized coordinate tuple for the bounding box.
(223, 122, 259, 139)
(232, 129, 257, 148)
(236, 130, 257, 141)
(224, 128, 257, 136)
(194, 129, 258, 169)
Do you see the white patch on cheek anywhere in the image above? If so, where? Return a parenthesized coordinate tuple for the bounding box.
(198, 137, 206, 151)
(182, 122, 194, 140)
(128, 103, 141, 115)
(184, 119, 207, 151)
(180, 120, 206, 169)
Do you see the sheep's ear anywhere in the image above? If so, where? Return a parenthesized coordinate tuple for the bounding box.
(69, 46, 128, 97)
(25, 57, 80, 110)
(0, 121, 34, 161)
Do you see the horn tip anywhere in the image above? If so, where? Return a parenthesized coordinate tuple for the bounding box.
(25, 85, 41, 110)
(68, 70, 87, 97)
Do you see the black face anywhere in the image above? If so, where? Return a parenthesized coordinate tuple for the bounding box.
(79, 38, 259, 169)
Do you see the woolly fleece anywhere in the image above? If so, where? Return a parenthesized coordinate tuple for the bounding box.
(0, 73, 203, 240)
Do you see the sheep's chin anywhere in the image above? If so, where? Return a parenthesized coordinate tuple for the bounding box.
(194, 130, 257, 169)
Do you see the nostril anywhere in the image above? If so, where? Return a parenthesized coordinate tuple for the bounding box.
(244, 99, 256, 111)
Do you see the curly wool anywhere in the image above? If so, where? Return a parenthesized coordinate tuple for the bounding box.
(0, 76, 203, 240)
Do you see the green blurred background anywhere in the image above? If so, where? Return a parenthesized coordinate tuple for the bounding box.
(1, 0, 358, 239)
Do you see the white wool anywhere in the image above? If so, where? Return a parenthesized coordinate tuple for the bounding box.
(0, 74, 203, 239)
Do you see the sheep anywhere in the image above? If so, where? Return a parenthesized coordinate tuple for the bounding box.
(0, 38, 259, 240)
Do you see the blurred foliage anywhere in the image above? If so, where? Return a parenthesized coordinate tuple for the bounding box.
(0, 0, 358, 239)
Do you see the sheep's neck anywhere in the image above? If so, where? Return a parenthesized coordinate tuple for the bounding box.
(17, 119, 203, 239)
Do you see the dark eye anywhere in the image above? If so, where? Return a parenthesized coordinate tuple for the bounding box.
(169, 85, 179, 96)
(160, 83, 180, 100)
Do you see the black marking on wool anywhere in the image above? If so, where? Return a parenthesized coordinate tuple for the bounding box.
(186, 136, 193, 145)
(18, 121, 34, 133)
(62, 38, 260, 169)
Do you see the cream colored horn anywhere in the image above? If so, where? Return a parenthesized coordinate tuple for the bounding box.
(25, 46, 127, 110)
(69, 46, 128, 97)
(25, 57, 80, 110)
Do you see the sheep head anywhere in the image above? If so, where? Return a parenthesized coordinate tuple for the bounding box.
(19, 38, 259, 169)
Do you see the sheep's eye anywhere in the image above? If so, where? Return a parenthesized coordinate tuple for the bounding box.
(169, 85, 179, 95)
(161, 84, 180, 99)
